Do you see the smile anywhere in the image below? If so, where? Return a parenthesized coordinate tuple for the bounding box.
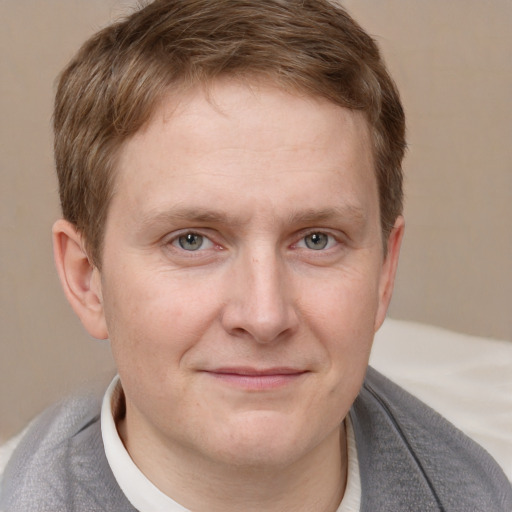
(203, 368, 309, 391)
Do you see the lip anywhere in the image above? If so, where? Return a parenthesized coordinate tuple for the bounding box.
(203, 367, 308, 391)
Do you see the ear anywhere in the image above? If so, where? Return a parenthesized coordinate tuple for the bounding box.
(52, 219, 108, 339)
(374, 216, 405, 332)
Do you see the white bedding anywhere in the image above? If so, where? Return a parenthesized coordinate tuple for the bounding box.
(371, 318, 512, 480)
(1, 318, 511, 491)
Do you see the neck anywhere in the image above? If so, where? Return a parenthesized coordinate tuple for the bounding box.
(119, 414, 347, 512)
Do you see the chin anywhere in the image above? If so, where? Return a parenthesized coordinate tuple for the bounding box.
(204, 410, 330, 469)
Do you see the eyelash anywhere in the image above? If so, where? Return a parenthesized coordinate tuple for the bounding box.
(293, 231, 339, 251)
(171, 232, 213, 251)
(165, 229, 341, 255)
(165, 231, 220, 255)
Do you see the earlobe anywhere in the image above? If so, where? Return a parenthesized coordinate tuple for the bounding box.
(52, 219, 108, 340)
(374, 216, 405, 332)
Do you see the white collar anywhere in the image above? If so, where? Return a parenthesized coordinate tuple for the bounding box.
(101, 377, 187, 511)
(341, 410, 362, 512)
(101, 376, 361, 511)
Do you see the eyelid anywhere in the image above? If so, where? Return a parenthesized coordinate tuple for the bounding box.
(161, 228, 344, 255)
(292, 230, 341, 250)
(164, 229, 219, 252)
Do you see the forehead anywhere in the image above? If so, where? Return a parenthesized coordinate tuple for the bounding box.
(111, 79, 378, 230)
(147, 79, 373, 159)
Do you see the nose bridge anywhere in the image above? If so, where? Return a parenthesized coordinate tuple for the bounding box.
(223, 242, 297, 343)
(249, 245, 285, 311)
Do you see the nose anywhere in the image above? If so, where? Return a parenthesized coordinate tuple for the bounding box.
(220, 247, 299, 344)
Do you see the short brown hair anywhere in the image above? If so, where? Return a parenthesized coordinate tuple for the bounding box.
(54, 0, 405, 267)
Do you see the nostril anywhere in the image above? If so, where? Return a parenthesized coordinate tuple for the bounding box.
(230, 326, 249, 338)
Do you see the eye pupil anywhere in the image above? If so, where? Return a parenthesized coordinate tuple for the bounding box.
(178, 233, 203, 251)
(305, 232, 328, 250)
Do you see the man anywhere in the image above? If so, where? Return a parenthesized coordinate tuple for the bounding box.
(1, 0, 511, 510)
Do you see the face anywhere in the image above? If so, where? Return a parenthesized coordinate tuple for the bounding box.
(95, 80, 402, 470)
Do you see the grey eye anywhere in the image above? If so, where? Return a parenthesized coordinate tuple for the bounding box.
(178, 233, 204, 251)
(304, 232, 329, 250)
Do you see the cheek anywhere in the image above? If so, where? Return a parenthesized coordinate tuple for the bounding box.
(298, 266, 380, 392)
(103, 270, 220, 374)
(302, 266, 380, 340)
(289, 273, 378, 427)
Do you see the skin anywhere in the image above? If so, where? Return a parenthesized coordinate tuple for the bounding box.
(53, 79, 404, 512)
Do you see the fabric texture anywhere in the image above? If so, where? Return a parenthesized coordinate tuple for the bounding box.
(1, 367, 511, 512)
(0, 392, 133, 512)
(371, 318, 512, 479)
(352, 368, 512, 511)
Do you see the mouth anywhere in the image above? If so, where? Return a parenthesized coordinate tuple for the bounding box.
(203, 367, 309, 391)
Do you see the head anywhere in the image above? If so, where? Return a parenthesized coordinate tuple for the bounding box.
(52, 0, 406, 498)
(54, 0, 405, 269)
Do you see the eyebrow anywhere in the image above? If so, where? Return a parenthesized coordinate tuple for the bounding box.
(136, 207, 243, 232)
(136, 203, 367, 233)
(286, 205, 367, 226)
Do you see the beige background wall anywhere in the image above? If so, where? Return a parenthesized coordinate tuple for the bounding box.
(1, 1, 511, 441)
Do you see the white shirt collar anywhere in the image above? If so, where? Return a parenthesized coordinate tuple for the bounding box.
(101, 377, 187, 511)
(101, 376, 361, 511)
(340, 410, 362, 512)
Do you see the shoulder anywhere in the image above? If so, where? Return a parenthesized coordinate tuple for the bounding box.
(0, 391, 133, 512)
(352, 366, 512, 512)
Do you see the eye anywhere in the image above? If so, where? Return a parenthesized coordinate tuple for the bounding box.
(298, 232, 337, 251)
(172, 232, 214, 251)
